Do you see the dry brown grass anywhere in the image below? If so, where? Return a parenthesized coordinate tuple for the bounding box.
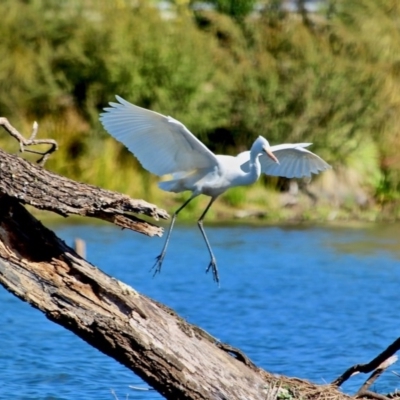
(260, 372, 352, 400)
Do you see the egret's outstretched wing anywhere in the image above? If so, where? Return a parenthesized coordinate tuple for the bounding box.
(238, 143, 331, 178)
(100, 96, 218, 176)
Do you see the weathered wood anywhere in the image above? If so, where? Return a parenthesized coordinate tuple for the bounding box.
(0, 194, 271, 400)
(0, 194, 356, 400)
(0, 148, 168, 236)
(0, 117, 58, 165)
(0, 126, 366, 400)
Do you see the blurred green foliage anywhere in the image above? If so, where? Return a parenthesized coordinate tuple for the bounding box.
(1, 0, 400, 209)
(206, 0, 258, 19)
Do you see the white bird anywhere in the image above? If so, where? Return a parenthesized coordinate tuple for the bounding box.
(100, 95, 331, 283)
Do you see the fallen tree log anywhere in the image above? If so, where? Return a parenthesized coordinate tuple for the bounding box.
(0, 193, 268, 399)
(0, 191, 351, 400)
(0, 120, 393, 400)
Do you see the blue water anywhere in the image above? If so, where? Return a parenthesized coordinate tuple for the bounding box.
(1, 222, 400, 399)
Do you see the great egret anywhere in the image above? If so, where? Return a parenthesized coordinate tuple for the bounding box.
(100, 96, 331, 283)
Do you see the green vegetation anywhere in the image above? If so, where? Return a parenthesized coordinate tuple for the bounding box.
(1, 0, 400, 220)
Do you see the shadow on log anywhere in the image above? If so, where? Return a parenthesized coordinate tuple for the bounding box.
(0, 120, 398, 399)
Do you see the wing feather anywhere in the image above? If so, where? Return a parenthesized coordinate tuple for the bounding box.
(238, 143, 331, 178)
(99, 96, 218, 176)
(263, 143, 331, 178)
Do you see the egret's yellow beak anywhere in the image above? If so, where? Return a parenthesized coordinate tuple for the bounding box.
(264, 147, 279, 164)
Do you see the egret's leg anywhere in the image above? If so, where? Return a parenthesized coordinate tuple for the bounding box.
(197, 197, 220, 284)
(152, 195, 196, 276)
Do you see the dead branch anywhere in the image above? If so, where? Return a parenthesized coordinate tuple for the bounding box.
(0, 117, 58, 165)
(333, 338, 400, 387)
(0, 117, 168, 236)
(357, 392, 391, 400)
(0, 147, 168, 236)
(356, 356, 398, 396)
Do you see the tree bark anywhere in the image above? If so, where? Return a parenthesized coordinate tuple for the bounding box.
(0, 148, 168, 236)
(0, 193, 273, 399)
(0, 147, 353, 400)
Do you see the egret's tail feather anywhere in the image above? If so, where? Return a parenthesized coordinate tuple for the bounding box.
(158, 180, 183, 193)
(158, 169, 204, 193)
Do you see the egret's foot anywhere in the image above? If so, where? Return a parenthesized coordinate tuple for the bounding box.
(151, 254, 165, 277)
(206, 258, 220, 284)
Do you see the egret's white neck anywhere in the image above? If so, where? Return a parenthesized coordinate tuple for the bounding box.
(247, 145, 262, 183)
(233, 145, 262, 187)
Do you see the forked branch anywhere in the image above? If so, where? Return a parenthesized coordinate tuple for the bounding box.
(0, 118, 168, 236)
(356, 356, 398, 399)
(0, 117, 58, 165)
(332, 337, 400, 387)
(333, 337, 400, 399)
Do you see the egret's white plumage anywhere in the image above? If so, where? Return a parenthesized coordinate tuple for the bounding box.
(237, 143, 330, 179)
(101, 96, 218, 177)
(100, 96, 331, 283)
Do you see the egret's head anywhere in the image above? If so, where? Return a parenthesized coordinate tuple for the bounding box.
(255, 136, 279, 164)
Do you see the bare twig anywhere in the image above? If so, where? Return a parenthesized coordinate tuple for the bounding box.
(333, 337, 400, 387)
(387, 389, 400, 399)
(356, 391, 391, 400)
(356, 356, 398, 397)
(0, 117, 58, 165)
(110, 389, 119, 400)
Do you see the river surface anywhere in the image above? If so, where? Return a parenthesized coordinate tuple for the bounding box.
(1, 222, 400, 399)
